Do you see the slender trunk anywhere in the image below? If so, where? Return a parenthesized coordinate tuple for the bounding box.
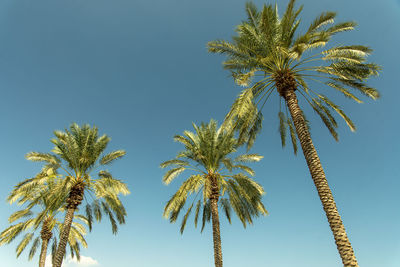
(39, 237, 50, 267)
(39, 218, 53, 267)
(52, 208, 75, 267)
(209, 174, 223, 267)
(283, 89, 359, 267)
(53, 182, 84, 267)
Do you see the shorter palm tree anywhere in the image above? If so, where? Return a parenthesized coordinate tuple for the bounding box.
(1, 173, 88, 267)
(24, 123, 130, 267)
(161, 119, 267, 267)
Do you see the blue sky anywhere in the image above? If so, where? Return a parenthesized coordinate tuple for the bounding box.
(0, 0, 399, 266)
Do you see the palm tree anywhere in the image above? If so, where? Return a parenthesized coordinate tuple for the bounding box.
(161, 119, 267, 267)
(25, 123, 130, 267)
(207, 1, 380, 266)
(1, 173, 88, 267)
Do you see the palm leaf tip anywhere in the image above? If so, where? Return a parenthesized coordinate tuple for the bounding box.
(234, 154, 263, 162)
(100, 150, 126, 165)
(307, 11, 336, 33)
(278, 112, 287, 147)
(162, 167, 186, 184)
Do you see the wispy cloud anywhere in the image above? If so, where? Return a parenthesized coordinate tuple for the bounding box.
(45, 254, 99, 267)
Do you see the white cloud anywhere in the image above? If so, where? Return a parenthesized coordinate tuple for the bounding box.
(45, 254, 99, 267)
(45, 255, 52, 266)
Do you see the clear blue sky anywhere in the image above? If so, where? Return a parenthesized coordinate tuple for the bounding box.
(0, 0, 399, 266)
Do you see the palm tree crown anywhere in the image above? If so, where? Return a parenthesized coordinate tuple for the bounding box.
(208, 0, 380, 151)
(161, 119, 267, 231)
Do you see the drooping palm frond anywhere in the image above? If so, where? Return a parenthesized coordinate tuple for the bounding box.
(100, 150, 126, 165)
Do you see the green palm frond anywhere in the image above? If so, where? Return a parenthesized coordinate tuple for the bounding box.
(287, 117, 298, 154)
(93, 200, 102, 221)
(16, 233, 34, 257)
(220, 198, 232, 224)
(325, 82, 363, 103)
(193, 200, 202, 228)
(232, 164, 255, 176)
(160, 159, 189, 168)
(201, 200, 211, 233)
(85, 204, 93, 231)
(326, 21, 357, 34)
(309, 99, 339, 141)
(278, 111, 287, 147)
(234, 154, 263, 162)
(100, 150, 126, 165)
(0, 223, 26, 245)
(25, 152, 60, 165)
(8, 209, 33, 224)
(180, 203, 194, 234)
(162, 167, 187, 185)
(319, 95, 356, 131)
(307, 11, 336, 33)
(51, 237, 57, 265)
(95, 173, 130, 197)
(28, 236, 40, 260)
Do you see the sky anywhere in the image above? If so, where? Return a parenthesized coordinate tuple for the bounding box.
(0, 0, 399, 266)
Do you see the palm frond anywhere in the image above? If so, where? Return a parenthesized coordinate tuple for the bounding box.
(160, 159, 189, 169)
(319, 95, 356, 131)
(326, 21, 357, 34)
(287, 117, 298, 154)
(100, 150, 126, 165)
(162, 167, 186, 185)
(16, 233, 34, 257)
(220, 198, 232, 224)
(180, 203, 194, 234)
(200, 200, 211, 233)
(8, 209, 33, 224)
(307, 11, 336, 33)
(234, 154, 263, 162)
(27, 236, 40, 260)
(278, 111, 287, 147)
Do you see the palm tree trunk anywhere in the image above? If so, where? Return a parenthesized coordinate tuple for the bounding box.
(39, 218, 52, 267)
(283, 89, 359, 267)
(52, 207, 75, 267)
(53, 182, 84, 267)
(210, 198, 223, 267)
(209, 174, 223, 267)
(39, 237, 50, 267)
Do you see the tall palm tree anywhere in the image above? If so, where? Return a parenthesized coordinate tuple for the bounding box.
(208, 1, 380, 266)
(161, 119, 267, 267)
(25, 123, 130, 267)
(1, 173, 88, 267)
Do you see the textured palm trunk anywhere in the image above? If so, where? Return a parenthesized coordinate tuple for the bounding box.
(283, 89, 359, 267)
(39, 237, 50, 267)
(209, 174, 223, 267)
(39, 218, 52, 267)
(52, 208, 75, 267)
(53, 182, 84, 267)
(210, 197, 223, 267)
